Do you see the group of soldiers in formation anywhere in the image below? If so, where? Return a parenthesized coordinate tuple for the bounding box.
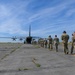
(38, 31, 75, 55)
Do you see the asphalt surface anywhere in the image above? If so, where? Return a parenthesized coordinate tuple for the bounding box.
(0, 44, 75, 75)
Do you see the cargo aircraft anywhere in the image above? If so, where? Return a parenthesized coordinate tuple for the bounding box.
(0, 25, 40, 44)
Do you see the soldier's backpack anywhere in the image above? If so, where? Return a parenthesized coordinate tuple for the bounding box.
(48, 37, 52, 44)
(62, 34, 69, 42)
(44, 40, 47, 45)
(54, 38, 59, 44)
(73, 33, 75, 39)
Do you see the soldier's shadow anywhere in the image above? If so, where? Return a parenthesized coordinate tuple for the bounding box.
(71, 53, 75, 55)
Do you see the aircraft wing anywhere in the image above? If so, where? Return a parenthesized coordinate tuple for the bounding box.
(32, 36, 41, 39)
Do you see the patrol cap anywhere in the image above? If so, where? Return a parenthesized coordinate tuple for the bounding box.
(63, 31, 66, 33)
(49, 35, 51, 37)
(55, 35, 57, 37)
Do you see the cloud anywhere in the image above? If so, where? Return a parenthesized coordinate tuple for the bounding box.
(29, 0, 75, 21)
(0, 0, 75, 39)
(0, 5, 11, 21)
(0, 0, 32, 36)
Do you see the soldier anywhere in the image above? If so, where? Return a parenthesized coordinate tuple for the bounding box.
(38, 38, 42, 47)
(42, 39, 44, 47)
(24, 40, 26, 44)
(54, 35, 59, 52)
(71, 33, 75, 54)
(48, 35, 53, 50)
(44, 38, 47, 48)
(61, 31, 69, 54)
(40, 38, 44, 47)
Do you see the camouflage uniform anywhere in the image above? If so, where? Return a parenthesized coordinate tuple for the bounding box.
(54, 35, 59, 52)
(61, 31, 69, 54)
(38, 38, 44, 47)
(44, 38, 47, 48)
(40, 39, 44, 47)
(48, 36, 53, 50)
(71, 34, 75, 54)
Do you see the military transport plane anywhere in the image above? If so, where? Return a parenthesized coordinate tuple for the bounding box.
(0, 25, 41, 44)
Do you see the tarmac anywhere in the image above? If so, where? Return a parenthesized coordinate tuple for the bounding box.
(0, 43, 75, 75)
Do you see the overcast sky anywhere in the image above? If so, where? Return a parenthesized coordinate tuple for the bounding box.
(0, 0, 75, 42)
